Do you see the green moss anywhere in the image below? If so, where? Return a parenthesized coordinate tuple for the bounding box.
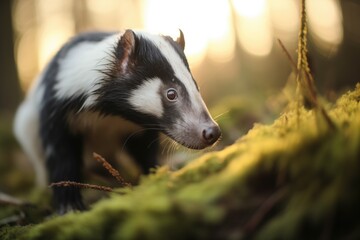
(0, 225, 32, 240)
(2, 84, 360, 239)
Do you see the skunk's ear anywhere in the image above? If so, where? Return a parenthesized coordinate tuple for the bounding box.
(118, 29, 136, 73)
(176, 29, 185, 51)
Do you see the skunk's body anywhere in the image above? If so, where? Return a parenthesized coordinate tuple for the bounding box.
(14, 30, 221, 213)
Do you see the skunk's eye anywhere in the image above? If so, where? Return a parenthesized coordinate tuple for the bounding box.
(166, 88, 178, 102)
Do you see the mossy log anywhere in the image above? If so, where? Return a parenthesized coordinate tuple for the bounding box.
(1, 84, 360, 240)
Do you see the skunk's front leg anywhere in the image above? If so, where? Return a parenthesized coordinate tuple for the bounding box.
(41, 116, 85, 214)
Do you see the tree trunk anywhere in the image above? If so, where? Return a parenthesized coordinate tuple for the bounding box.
(0, 0, 22, 113)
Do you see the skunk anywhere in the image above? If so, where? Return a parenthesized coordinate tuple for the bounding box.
(14, 30, 221, 214)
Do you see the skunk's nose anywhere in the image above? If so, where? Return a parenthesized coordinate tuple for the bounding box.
(202, 125, 221, 145)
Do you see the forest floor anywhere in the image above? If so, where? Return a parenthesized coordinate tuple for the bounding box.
(1, 83, 359, 240)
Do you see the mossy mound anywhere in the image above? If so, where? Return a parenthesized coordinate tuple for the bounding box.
(1, 84, 359, 240)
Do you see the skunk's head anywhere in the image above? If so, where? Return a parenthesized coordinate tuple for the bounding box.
(97, 30, 221, 149)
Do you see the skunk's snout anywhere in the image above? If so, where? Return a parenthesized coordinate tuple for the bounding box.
(202, 125, 221, 145)
(169, 119, 221, 149)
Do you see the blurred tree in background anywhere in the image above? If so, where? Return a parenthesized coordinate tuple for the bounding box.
(0, 0, 21, 113)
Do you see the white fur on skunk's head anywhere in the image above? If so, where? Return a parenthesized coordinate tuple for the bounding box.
(96, 30, 221, 149)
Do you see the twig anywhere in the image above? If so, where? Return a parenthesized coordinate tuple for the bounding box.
(277, 38, 297, 72)
(297, 0, 318, 108)
(293, 0, 336, 130)
(49, 181, 113, 192)
(93, 152, 131, 187)
(0, 192, 26, 206)
(49, 153, 131, 194)
(298, 0, 336, 129)
(244, 188, 287, 233)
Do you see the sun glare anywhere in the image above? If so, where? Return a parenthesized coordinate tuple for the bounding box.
(203, 0, 235, 63)
(37, 0, 74, 69)
(143, 0, 234, 66)
(269, 0, 299, 38)
(307, 0, 343, 53)
(38, 17, 74, 69)
(234, 0, 273, 56)
(232, 0, 267, 18)
(143, 0, 206, 66)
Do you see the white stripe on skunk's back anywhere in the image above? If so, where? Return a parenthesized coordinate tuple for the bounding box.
(13, 33, 120, 187)
(55, 34, 119, 109)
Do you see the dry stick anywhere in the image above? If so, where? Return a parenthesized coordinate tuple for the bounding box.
(244, 188, 287, 233)
(278, 38, 317, 105)
(278, 38, 317, 101)
(294, 0, 336, 130)
(277, 38, 297, 72)
(297, 0, 318, 107)
(49, 153, 131, 193)
(49, 181, 113, 192)
(299, 0, 336, 129)
(93, 152, 131, 187)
